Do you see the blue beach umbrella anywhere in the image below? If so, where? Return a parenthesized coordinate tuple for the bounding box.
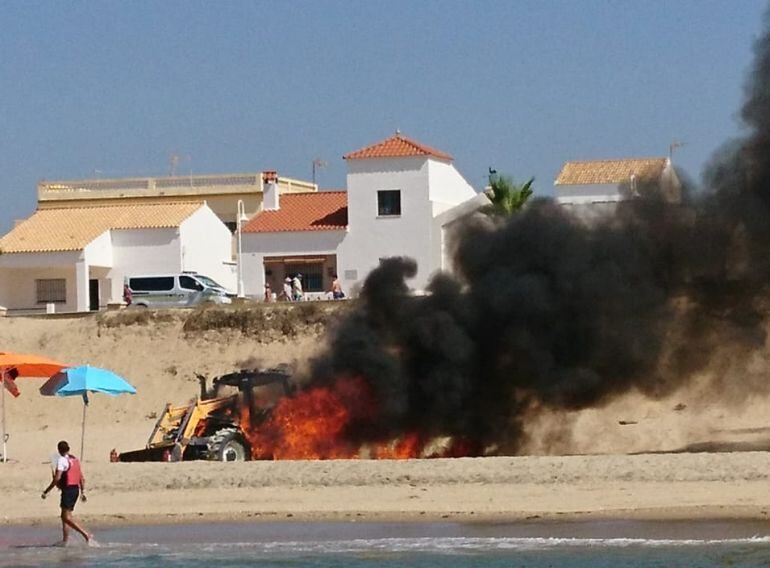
(40, 365, 137, 461)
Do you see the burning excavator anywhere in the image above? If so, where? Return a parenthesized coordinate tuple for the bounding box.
(118, 364, 477, 461)
(118, 367, 294, 462)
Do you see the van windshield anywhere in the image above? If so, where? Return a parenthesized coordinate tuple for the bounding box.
(195, 275, 223, 289)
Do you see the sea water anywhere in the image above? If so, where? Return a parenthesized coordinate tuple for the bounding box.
(2, 520, 770, 567)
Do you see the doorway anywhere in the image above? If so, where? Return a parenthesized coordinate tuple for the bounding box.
(88, 279, 99, 311)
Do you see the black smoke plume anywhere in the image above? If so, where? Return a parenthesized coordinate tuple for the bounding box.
(309, 11, 770, 453)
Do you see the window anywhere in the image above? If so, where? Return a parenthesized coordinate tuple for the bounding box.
(36, 279, 66, 304)
(195, 275, 224, 289)
(179, 276, 203, 291)
(128, 277, 175, 291)
(377, 190, 401, 216)
(304, 266, 323, 293)
(286, 263, 324, 292)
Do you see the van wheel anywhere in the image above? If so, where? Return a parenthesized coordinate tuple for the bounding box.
(207, 428, 247, 462)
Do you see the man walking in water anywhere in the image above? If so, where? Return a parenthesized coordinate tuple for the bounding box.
(41, 440, 93, 545)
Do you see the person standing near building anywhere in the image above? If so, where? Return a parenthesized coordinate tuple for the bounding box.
(123, 283, 132, 306)
(292, 273, 304, 301)
(331, 274, 345, 300)
(282, 277, 293, 302)
(41, 440, 93, 546)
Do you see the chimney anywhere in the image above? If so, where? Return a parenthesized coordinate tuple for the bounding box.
(262, 170, 280, 210)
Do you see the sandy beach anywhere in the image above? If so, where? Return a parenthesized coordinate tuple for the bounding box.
(1, 453, 770, 526)
(2, 310, 770, 527)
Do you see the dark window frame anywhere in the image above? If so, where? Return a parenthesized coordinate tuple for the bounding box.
(179, 275, 203, 291)
(377, 190, 401, 217)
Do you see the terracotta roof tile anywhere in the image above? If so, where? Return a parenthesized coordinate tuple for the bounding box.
(555, 158, 668, 185)
(344, 132, 453, 161)
(0, 202, 202, 253)
(243, 192, 348, 233)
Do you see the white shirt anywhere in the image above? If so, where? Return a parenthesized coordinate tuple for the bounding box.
(56, 455, 70, 472)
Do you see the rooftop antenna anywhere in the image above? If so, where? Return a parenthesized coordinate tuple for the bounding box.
(312, 158, 327, 187)
(669, 140, 684, 160)
(169, 153, 181, 176)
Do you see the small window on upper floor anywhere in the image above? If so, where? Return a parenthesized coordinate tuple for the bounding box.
(377, 190, 401, 216)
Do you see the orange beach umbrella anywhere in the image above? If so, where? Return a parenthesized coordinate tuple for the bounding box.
(0, 352, 67, 462)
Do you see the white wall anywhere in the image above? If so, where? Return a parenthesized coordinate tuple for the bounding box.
(341, 156, 434, 293)
(0, 252, 80, 312)
(555, 183, 623, 204)
(83, 230, 114, 267)
(111, 228, 181, 275)
(434, 193, 490, 272)
(107, 228, 181, 303)
(427, 159, 477, 210)
(560, 202, 619, 225)
(0, 270, 7, 309)
(241, 230, 345, 296)
(178, 205, 236, 292)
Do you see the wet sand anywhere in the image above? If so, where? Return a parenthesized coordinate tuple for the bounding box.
(4, 517, 770, 546)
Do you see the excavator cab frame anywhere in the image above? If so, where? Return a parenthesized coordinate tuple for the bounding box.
(118, 368, 293, 462)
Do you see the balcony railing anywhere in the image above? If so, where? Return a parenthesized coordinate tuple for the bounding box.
(38, 173, 316, 201)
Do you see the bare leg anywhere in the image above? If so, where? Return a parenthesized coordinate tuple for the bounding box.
(60, 510, 69, 543)
(62, 509, 92, 543)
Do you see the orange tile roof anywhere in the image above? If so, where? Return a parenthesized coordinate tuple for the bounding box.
(344, 132, 453, 161)
(0, 202, 202, 253)
(243, 192, 348, 233)
(555, 158, 668, 185)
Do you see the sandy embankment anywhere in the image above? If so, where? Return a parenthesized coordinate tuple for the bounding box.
(1, 309, 770, 526)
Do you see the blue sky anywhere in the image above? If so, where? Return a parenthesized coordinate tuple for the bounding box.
(0, 1, 766, 232)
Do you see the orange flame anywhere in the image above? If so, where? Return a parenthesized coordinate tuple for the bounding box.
(244, 376, 371, 459)
(242, 376, 477, 460)
(371, 432, 422, 459)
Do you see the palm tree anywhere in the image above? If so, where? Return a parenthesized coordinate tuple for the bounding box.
(483, 173, 534, 216)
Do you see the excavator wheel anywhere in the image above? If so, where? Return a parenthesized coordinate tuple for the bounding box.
(207, 427, 248, 462)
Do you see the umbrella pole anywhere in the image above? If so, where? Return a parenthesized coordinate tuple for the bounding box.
(1, 376, 6, 463)
(80, 401, 87, 462)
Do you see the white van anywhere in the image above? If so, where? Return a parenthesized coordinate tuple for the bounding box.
(127, 273, 233, 309)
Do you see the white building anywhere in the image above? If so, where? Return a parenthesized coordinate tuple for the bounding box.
(241, 132, 486, 296)
(0, 202, 234, 313)
(554, 157, 682, 220)
(240, 188, 348, 298)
